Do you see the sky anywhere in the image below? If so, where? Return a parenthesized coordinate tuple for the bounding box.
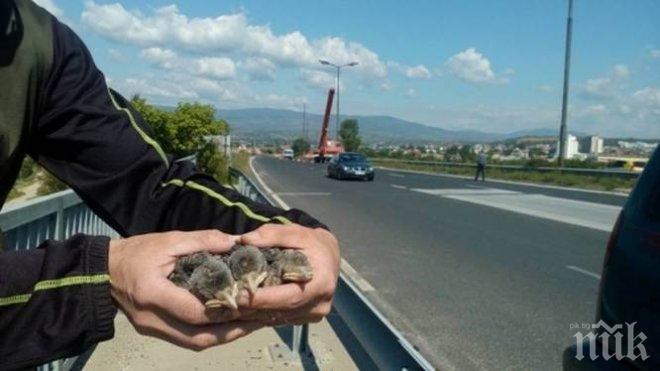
(35, 0, 660, 138)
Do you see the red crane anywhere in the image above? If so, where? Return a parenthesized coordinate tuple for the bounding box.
(316, 88, 335, 163)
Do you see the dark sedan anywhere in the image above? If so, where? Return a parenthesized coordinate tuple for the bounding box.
(326, 153, 374, 181)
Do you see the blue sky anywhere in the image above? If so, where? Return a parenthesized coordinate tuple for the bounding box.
(36, 0, 660, 138)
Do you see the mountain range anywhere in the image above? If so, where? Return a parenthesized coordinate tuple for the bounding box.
(216, 107, 563, 144)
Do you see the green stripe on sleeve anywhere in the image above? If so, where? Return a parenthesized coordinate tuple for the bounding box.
(0, 274, 110, 307)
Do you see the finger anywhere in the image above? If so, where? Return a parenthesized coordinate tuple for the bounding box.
(239, 283, 307, 310)
(169, 230, 239, 256)
(149, 281, 235, 325)
(241, 224, 307, 249)
(133, 309, 264, 351)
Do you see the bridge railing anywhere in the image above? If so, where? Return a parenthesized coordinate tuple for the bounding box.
(370, 158, 641, 179)
(229, 166, 434, 370)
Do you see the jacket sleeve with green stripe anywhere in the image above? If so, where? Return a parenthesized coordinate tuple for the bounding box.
(33, 17, 327, 238)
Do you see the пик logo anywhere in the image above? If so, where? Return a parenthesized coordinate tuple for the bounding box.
(574, 321, 649, 361)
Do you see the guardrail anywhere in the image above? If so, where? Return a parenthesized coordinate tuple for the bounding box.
(229, 166, 434, 370)
(0, 190, 119, 371)
(370, 158, 641, 179)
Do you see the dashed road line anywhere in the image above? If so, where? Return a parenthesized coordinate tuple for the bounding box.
(391, 184, 408, 190)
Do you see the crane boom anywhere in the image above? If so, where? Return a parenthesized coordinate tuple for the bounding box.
(317, 88, 335, 162)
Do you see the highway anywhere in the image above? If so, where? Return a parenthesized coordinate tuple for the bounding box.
(251, 156, 627, 370)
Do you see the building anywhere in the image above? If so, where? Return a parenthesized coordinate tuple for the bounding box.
(558, 134, 580, 159)
(589, 136, 604, 154)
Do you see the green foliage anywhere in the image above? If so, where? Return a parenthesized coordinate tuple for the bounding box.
(18, 157, 37, 181)
(6, 187, 25, 201)
(231, 150, 252, 176)
(130, 95, 229, 158)
(37, 171, 68, 196)
(197, 141, 229, 184)
(292, 137, 310, 158)
(339, 119, 361, 152)
(371, 158, 636, 192)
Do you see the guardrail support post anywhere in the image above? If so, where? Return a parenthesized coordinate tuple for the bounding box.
(55, 199, 65, 241)
(291, 324, 309, 356)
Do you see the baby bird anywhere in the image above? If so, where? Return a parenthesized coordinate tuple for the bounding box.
(262, 248, 284, 287)
(229, 245, 268, 294)
(188, 255, 238, 310)
(169, 252, 210, 290)
(279, 250, 314, 283)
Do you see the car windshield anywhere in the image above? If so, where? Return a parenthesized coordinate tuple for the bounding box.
(340, 154, 366, 163)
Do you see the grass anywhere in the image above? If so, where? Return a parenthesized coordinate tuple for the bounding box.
(231, 150, 253, 178)
(371, 158, 637, 193)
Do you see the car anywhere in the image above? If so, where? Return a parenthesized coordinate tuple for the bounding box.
(563, 146, 660, 370)
(326, 152, 375, 181)
(282, 148, 294, 160)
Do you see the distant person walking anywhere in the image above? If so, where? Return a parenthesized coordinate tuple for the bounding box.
(475, 152, 487, 181)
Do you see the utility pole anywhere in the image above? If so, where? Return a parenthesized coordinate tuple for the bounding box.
(558, 0, 573, 166)
(319, 60, 358, 142)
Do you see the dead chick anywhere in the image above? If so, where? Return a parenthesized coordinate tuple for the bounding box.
(229, 245, 268, 294)
(188, 255, 238, 310)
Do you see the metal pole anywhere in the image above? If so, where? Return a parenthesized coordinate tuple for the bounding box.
(558, 0, 573, 166)
(303, 103, 307, 140)
(336, 66, 340, 141)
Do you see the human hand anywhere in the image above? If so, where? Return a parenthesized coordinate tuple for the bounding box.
(108, 230, 263, 350)
(237, 224, 340, 325)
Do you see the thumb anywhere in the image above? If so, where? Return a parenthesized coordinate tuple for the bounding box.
(170, 230, 239, 256)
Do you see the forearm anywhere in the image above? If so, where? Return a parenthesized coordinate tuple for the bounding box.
(0, 235, 116, 369)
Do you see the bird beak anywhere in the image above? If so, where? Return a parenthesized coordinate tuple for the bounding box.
(282, 267, 314, 282)
(218, 290, 238, 310)
(245, 271, 268, 294)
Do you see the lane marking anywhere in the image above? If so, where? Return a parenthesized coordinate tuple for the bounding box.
(391, 184, 408, 190)
(276, 192, 332, 196)
(410, 187, 621, 232)
(249, 157, 377, 293)
(387, 173, 405, 178)
(566, 265, 601, 280)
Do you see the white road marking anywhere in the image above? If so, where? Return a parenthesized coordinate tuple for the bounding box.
(248, 157, 378, 293)
(276, 192, 332, 196)
(387, 173, 405, 178)
(391, 184, 408, 190)
(410, 187, 621, 232)
(566, 265, 602, 280)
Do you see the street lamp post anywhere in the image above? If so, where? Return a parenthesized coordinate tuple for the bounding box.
(558, 0, 574, 166)
(319, 59, 358, 141)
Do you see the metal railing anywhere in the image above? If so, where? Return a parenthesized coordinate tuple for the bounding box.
(0, 190, 119, 371)
(370, 158, 641, 179)
(229, 166, 434, 370)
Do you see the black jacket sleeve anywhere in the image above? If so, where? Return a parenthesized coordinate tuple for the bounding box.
(31, 17, 327, 238)
(0, 235, 115, 370)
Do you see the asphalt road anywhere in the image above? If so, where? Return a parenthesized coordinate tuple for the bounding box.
(251, 156, 628, 371)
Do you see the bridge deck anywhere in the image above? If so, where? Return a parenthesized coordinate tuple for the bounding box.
(86, 313, 357, 370)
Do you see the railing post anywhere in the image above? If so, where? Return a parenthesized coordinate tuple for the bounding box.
(55, 198, 65, 241)
(291, 324, 309, 356)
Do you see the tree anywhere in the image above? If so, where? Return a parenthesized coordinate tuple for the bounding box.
(197, 141, 229, 184)
(339, 119, 361, 152)
(292, 137, 310, 158)
(37, 171, 68, 196)
(130, 96, 229, 158)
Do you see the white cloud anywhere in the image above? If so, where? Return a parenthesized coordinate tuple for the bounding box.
(81, 2, 386, 82)
(107, 48, 127, 63)
(446, 48, 504, 84)
(301, 69, 336, 89)
(240, 57, 276, 81)
(613, 64, 630, 78)
(649, 49, 660, 59)
(536, 85, 553, 93)
(405, 88, 417, 97)
(195, 57, 236, 80)
(140, 47, 236, 80)
(582, 104, 607, 116)
(34, 0, 64, 19)
(502, 68, 516, 76)
(405, 64, 431, 79)
(632, 87, 660, 111)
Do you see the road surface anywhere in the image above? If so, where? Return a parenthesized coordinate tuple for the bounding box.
(251, 156, 626, 370)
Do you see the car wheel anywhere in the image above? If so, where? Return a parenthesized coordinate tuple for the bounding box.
(367, 174, 374, 181)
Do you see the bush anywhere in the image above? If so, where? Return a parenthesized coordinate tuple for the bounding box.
(197, 142, 229, 184)
(37, 171, 68, 196)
